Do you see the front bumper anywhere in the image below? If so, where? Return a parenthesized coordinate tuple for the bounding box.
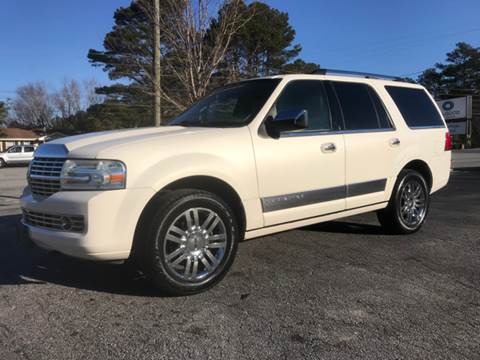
(20, 187, 155, 261)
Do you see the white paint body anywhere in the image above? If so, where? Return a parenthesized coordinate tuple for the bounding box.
(20, 75, 451, 260)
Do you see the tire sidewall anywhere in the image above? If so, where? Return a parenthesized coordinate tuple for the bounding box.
(147, 193, 238, 293)
(0, 159, 5, 168)
(393, 171, 430, 233)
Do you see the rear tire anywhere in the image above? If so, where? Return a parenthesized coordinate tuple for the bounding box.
(377, 169, 430, 234)
(136, 189, 239, 296)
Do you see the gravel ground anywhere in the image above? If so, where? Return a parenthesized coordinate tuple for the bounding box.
(0, 167, 479, 359)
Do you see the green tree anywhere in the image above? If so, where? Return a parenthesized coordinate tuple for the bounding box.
(418, 42, 480, 147)
(223, 1, 302, 78)
(418, 42, 480, 96)
(438, 42, 480, 93)
(241, 1, 301, 76)
(282, 59, 321, 74)
(215, 1, 320, 83)
(417, 68, 443, 96)
(87, 0, 157, 124)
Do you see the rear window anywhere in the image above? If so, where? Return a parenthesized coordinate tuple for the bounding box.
(385, 86, 444, 128)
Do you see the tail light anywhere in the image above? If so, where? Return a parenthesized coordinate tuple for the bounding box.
(444, 132, 453, 151)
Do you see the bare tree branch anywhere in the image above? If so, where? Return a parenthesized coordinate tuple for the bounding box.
(11, 83, 54, 129)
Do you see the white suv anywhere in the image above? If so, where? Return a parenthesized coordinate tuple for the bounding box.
(20, 71, 451, 295)
(0, 145, 36, 168)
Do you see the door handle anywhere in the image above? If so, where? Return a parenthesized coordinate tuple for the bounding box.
(390, 138, 401, 147)
(321, 143, 337, 153)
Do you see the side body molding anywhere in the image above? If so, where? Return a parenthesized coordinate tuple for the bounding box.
(261, 178, 387, 213)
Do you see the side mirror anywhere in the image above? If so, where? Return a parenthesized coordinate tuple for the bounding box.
(265, 109, 309, 139)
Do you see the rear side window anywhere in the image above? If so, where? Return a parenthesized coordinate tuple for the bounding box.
(366, 86, 393, 129)
(385, 86, 444, 128)
(24, 146, 35, 152)
(332, 82, 391, 130)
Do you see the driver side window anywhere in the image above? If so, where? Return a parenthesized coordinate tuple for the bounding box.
(274, 80, 332, 131)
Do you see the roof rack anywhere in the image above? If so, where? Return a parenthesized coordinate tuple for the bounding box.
(312, 68, 403, 81)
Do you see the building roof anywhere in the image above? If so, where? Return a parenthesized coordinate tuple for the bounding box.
(0, 128, 40, 139)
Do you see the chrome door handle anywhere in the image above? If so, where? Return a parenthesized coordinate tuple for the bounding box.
(390, 138, 401, 147)
(321, 143, 336, 153)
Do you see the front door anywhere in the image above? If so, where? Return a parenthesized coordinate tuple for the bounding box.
(6, 146, 23, 163)
(252, 80, 346, 227)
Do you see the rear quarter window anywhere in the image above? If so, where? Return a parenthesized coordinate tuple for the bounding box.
(385, 86, 444, 128)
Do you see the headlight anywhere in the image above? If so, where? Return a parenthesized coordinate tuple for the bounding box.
(60, 159, 126, 190)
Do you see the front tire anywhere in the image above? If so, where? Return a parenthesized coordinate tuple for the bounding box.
(0, 159, 6, 168)
(377, 169, 430, 234)
(138, 189, 239, 296)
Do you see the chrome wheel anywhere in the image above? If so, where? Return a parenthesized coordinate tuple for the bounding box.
(399, 179, 426, 228)
(162, 207, 227, 282)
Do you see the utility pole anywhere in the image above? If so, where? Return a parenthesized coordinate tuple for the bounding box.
(153, 0, 161, 126)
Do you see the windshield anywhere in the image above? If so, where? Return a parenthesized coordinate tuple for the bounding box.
(170, 79, 281, 127)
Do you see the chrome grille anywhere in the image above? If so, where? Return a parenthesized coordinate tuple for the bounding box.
(29, 157, 66, 196)
(23, 209, 85, 233)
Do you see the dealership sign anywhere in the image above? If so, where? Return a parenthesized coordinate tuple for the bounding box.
(436, 97, 472, 120)
(436, 96, 472, 136)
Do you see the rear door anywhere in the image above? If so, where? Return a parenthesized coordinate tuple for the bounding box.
(385, 85, 450, 192)
(330, 81, 401, 209)
(252, 80, 346, 226)
(22, 146, 35, 163)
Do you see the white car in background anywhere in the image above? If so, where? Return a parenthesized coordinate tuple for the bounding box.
(0, 145, 35, 168)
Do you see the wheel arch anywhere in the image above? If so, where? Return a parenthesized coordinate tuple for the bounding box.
(400, 159, 433, 190)
(163, 176, 247, 236)
(131, 175, 247, 259)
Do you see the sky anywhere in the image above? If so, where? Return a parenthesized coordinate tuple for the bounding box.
(1, 0, 480, 101)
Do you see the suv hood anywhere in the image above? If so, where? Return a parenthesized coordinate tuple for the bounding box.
(36, 126, 217, 159)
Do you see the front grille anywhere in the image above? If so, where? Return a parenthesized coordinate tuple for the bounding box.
(29, 157, 66, 196)
(23, 209, 85, 233)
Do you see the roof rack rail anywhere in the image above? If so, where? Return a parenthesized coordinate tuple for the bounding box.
(312, 68, 403, 81)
